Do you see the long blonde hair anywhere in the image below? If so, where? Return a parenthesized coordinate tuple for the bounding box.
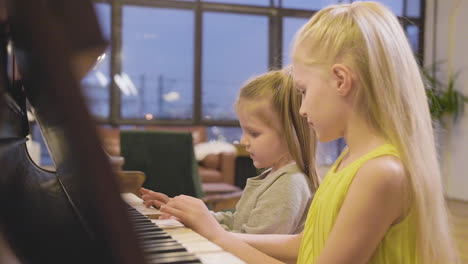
(236, 69, 319, 190)
(292, 2, 458, 263)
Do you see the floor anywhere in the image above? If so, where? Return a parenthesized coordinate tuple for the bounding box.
(447, 199, 468, 263)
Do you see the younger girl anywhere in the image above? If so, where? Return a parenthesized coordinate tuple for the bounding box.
(159, 2, 458, 264)
(142, 68, 319, 234)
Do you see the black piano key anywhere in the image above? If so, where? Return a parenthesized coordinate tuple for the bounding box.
(127, 205, 202, 264)
(139, 238, 177, 246)
(139, 234, 173, 241)
(144, 244, 186, 254)
(136, 231, 168, 237)
(136, 230, 170, 236)
(135, 226, 164, 232)
(140, 241, 180, 248)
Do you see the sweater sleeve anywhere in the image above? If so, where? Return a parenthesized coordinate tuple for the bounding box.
(240, 172, 313, 234)
(211, 210, 235, 231)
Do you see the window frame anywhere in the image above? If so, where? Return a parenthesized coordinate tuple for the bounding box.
(91, 0, 425, 128)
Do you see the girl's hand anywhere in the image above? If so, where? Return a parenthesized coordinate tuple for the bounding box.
(140, 187, 170, 208)
(158, 212, 181, 222)
(160, 195, 226, 241)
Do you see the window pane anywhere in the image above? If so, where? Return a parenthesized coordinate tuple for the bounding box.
(406, 24, 419, 53)
(361, 0, 403, 16)
(207, 126, 242, 143)
(282, 0, 341, 10)
(122, 7, 194, 120)
(203, 0, 269, 6)
(283, 17, 309, 66)
(202, 12, 268, 120)
(406, 0, 421, 17)
(82, 3, 111, 118)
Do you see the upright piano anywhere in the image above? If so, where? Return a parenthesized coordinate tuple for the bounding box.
(0, 0, 244, 263)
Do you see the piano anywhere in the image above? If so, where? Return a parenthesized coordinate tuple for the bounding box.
(123, 193, 245, 264)
(0, 0, 244, 263)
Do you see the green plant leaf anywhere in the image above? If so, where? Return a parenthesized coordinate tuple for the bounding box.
(421, 63, 467, 123)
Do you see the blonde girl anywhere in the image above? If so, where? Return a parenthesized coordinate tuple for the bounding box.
(159, 2, 458, 263)
(143, 68, 318, 235)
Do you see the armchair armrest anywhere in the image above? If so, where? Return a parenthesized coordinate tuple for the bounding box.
(115, 170, 146, 197)
(219, 152, 236, 185)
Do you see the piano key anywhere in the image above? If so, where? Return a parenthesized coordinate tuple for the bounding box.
(145, 251, 200, 262)
(144, 244, 187, 254)
(122, 193, 245, 264)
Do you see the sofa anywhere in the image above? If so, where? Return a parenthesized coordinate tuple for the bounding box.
(99, 125, 237, 186)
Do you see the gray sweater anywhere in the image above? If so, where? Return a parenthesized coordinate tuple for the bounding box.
(212, 163, 313, 234)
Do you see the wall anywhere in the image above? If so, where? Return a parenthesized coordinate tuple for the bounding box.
(425, 0, 468, 201)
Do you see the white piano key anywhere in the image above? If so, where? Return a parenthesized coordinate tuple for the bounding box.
(182, 240, 222, 253)
(151, 219, 184, 229)
(122, 193, 161, 218)
(125, 195, 246, 264)
(195, 251, 245, 264)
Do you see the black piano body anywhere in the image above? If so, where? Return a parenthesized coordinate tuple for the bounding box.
(0, 0, 145, 263)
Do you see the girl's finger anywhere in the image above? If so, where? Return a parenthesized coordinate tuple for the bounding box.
(152, 200, 165, 209)
(165, 198, 194, 213)
(143, 200, 155, 208)
(159, 213, 172, 220)
(160, 205, 186, 222)
(140, 187, 150, 195)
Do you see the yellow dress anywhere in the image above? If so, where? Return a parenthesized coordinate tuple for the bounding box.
(297, 144, 418, 263)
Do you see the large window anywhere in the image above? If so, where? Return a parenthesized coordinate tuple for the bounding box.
(283, 17, 309, 66)
(82, 3, 111, 118)
(88, 0, 424, 125)
(202, 12, 268, 121)
(282, 0, 348, 10)
(34, 3, 112, 167)
(204, 0, 269, 5)
(121, 6, 194, 120)
(67, 0, 425, 167)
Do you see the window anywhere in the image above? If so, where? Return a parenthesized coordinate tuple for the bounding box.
(82, 3, 111, 118)
(203, 0, 269, 6)
(282, 0, 345, 10)
(359, 0, 403, 16)
(89, 0, 423, 125)
(202, 12, 268, 121)
(121, 6, 194, 120)
(85, 0, 424, 165)
(406, 0, 421, 17)
(406, 24, 420, 54)
(207, 126, 242, 143)
(282, 17, 310, 66)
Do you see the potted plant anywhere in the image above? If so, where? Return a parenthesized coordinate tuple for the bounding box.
(422, 62, 468, 124)
(422, 62, 468, 194)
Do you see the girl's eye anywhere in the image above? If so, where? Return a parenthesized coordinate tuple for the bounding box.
(248, 130, 260, 137)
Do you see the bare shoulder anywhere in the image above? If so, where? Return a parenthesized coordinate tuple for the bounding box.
(349, 155, 409, 224)
(355, 155, 408, 193)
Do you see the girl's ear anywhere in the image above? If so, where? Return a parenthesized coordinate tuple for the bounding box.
(331, 64, 353, 97)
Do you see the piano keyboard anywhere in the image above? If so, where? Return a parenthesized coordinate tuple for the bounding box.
(122, 193, 245, 264)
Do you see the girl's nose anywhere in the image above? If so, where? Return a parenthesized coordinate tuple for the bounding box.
(299, 103, 307, 117)
(240, 134, 249, 146)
